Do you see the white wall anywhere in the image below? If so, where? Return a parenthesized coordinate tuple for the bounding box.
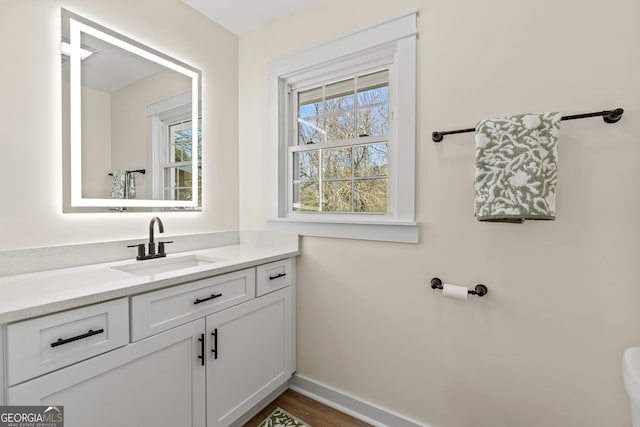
(0, 0, 238, 249)
(239, 0, 640, 426)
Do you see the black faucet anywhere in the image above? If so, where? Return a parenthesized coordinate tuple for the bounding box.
(148, 216, 163, 256)
(128, 217, 173, 260)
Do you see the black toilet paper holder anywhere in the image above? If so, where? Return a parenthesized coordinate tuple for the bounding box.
(430, 277, 488, 297)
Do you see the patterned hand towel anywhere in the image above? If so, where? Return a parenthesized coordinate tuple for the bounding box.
(474, 112, 561, 222)
(109, 169, 126, 199)
(126, 171, 136, 199)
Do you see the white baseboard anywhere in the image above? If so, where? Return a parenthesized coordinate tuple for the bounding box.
(289, 374, 430, 427)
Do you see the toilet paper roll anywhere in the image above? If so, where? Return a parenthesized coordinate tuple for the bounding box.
(442, 283, 468, 301)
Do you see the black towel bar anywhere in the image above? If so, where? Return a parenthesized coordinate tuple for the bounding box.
(432, 108, 624, 142)
(108, 169, 146, 176)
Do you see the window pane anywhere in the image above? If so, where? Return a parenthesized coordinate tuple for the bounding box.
(173, 128, 192, 144)
(293, 182, 319, 211)
(298, 116, 323, 145)
(298, 87, 324, 145)
(294, 151, 319, 181)
(354, 143, 388, 177)
(357, 70, 389, 106)
(354, 179, 387, 213)
(164, 188, 194, 201)
(298, 87, 323, 115)
(322, 181, 352, 212)
(169, 123, 194, 162)
(177, 188, 192, 201)
(162, 117, 201, 206)
(357, 105, 388, 137)
(164, 164, 199, 201)
(357, 85, 389, 106)
(325, 111, 355, 141)
(299, 102, 322, 119)
(356, 70, 388, 137)
(321, 147, 351, 179)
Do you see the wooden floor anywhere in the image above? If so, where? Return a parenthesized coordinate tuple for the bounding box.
(243, 389, 372, 427)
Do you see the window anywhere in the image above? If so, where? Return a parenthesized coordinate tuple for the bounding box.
(293, 70, 389, 213)
(164, 118, 202, 204)
(268, 12, 418, 242)
(147, 91, 202, 209)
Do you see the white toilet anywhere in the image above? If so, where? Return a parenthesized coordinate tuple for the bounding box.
(623, 347, 640, 426)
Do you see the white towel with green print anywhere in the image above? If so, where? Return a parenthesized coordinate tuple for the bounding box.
(474, 112, 561, 222)
(109, 169, 127, 199)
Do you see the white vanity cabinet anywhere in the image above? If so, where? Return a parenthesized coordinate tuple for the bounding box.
(206, 286, 293, 427)
(8, 319, 206, 427)
(129, 263, 295, 427)
(2, 257, 296, 427)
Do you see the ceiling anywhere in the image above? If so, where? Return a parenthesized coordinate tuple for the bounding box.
(181, 0, 320, 35)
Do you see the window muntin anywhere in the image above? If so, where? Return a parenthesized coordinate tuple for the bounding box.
(291, 70, 389, 213)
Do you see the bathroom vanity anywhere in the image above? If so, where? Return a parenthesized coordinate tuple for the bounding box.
(0, 233, 298, 427)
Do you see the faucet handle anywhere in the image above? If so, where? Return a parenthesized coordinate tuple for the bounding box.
(127, 243, 146, 260)
(158, 241, 174, 256)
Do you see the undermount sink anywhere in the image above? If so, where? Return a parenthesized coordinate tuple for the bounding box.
(112, 254, 223, 276)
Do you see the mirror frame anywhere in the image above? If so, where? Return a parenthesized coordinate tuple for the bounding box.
(63, 9, 201, 209)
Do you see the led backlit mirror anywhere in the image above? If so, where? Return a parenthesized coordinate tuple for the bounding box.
(61, 9, 202, 211)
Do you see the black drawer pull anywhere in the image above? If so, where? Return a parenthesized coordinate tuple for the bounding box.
(269, 272, 286, 280)
(194, 293, 222, 305)
(51, 328, 104, 348)
(198, 334, 205, 366)
(211, 328, 218, 360)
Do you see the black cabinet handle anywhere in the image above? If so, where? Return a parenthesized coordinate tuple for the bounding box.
(211, 328, 218, 360)
(193, 293, 222, 305)
(269, 273, 286, 280)
(51, 328, 104, 348)
(198, 334, 205, 366)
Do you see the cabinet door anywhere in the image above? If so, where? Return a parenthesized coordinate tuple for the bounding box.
(206, 287, 293, 427)
(8, 319, 206, 427)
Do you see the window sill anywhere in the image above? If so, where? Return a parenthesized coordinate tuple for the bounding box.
(267, 217, 418, 243)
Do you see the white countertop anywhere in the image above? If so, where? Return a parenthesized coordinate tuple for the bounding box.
(0, 241, 299, 324)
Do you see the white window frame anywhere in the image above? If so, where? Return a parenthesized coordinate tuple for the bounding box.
(267, 12, 418, 243)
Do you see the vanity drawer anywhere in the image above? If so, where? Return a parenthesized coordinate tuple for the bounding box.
(6, 298, 129, 386)
(256, 258, 294, 297)
(130, 268, 255, 341)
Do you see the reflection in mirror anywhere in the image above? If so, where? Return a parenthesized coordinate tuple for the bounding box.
(61, 9, 202, 212)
